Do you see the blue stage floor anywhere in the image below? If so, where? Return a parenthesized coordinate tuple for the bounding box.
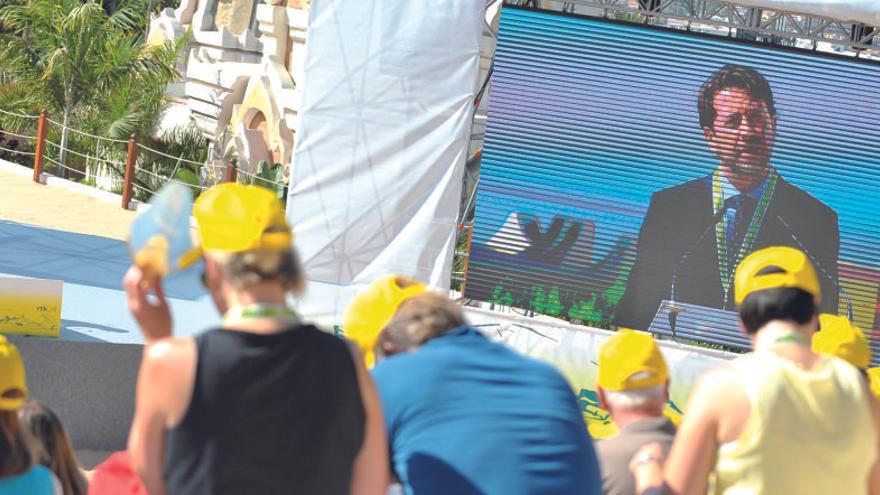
(0, 220, 218, 344)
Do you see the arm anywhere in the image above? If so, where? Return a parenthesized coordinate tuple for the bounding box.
(124, 266, 196, 494)
(632, 371, 726, 495)
(616, 193, 676, 330)
(348, 345, 390, 495)
(819, 211, 840, 315)
(660, 374, 720, 495)
(866, 383, 880, 495)
(128, 339, 197, 495)
(128, 343, 171, 495)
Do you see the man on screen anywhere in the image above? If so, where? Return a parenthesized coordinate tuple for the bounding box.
(615, 64, 840, 330)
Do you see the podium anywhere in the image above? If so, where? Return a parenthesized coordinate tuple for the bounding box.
(647, 300, 751, 351)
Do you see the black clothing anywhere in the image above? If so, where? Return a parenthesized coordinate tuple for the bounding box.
(616, 172, 839, 330)
(164, 324, 365, 495)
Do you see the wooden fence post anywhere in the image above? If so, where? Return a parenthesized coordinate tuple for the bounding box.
(32, 110, 48, 183)
(225, 158, 238, 183)
(122, 133, 137, 210)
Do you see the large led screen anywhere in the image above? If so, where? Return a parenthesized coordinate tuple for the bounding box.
(466, 7, 880, 340)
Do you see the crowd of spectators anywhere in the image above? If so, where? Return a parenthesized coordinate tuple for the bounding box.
(3, 184, 880, 495)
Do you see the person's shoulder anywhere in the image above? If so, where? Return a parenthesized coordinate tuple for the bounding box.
(652, 176, 710, 199)
(774, 174, 836, 218)
(371, 352, 438, 410)
(29, 466, 60, 493)
(372, 348, 430, 380)
(371, 338, 464, 389)
(296, 324, 360, 364)
(297, 323, 345, 345)
(0, 465, 57, 493)
(685, 361, 746, 415)
(143, 336, 196, 366)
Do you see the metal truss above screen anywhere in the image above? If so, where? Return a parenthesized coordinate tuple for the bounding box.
(502, 1, 880, 58)
(464, 6, 880, 363)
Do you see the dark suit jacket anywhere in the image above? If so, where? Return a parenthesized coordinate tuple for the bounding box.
(615, 172, 839, 330)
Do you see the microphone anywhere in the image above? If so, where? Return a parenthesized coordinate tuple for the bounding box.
(775, 214, 851, 319)
(667, 205, 730, 334)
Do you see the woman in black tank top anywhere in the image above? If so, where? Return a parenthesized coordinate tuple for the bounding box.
(124, 184, 389, 495)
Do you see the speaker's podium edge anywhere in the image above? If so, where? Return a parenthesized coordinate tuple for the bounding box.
(647, 299, 749, 350)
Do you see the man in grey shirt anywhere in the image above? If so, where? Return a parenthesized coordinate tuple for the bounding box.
(595, 331, 676, 495)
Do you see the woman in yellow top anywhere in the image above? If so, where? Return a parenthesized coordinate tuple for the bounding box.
(631, 246, 880, 495)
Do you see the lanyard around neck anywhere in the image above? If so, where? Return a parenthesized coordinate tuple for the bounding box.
(754, 326, 810, 352)
(223, 303, 300, 327)
(713, 168, 777, 307)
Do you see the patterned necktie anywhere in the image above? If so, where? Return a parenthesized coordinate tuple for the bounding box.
(725, 194, 758, 273)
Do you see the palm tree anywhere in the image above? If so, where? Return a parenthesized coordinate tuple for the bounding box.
(0, 0, 179, 177)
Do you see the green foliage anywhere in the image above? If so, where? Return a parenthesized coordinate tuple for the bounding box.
(490, 284, 503, 304)
(485, 280, 617, 329)
(135, 124, 208, 201)
(545, 287, 563, 316)
(0, 0, 188, 185)
(450, 226, 470, 292)
(568, 296, 596, 322)
(489, 283, 516, 307)
(174, 167, 199, 188)
(245, 160, 287, 199)
(0, 130, 33, 166)
(530, 286, 546, 314)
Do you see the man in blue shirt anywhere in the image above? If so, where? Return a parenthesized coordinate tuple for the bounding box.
(345, 278, 602, 495)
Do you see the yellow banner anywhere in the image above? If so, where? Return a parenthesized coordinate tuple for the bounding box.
(0, 277, 63, 337)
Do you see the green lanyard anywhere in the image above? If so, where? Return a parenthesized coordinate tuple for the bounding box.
(223, 303, 300, 327)
(754, 327, 809, 351)
(712, 168, 777, 307)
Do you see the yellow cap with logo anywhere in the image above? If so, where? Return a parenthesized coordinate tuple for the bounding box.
(734, 246, 821, 306)
(342, 275, 427, 368)
(0, 335, 27, 411)
(597, 330, 668, 392)
(812, 314, 871, 369)
(193, 183, 292, 253)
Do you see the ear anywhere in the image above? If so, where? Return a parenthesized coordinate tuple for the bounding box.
(598, 387, 609, 411)
(204, 255, 219, 279)
(203, 255, 225, 291)
(809, 313, 819, 333)
(703, 126, 718, 155)
(380, 338, 404, 358)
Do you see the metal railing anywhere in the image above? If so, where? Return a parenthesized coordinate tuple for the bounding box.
(0, 109, 289, 210)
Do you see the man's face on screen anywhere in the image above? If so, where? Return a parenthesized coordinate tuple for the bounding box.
(703, 87, 776, 193)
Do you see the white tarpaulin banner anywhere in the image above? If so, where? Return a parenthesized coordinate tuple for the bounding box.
(729, 0, 880, 25)
(464, 308, 735, 438)
(289, 0, 483, 321)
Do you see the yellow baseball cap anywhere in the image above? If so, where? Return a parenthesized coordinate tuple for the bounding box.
(734, 246, 821, 306)
(193, 183, 292, 253)
(597, 330, 668, 392)
(0, 336, 27, 411)
(812, 314, 871, 369)
(342, 275, 427, 368)
(867, 367, 880, 402)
